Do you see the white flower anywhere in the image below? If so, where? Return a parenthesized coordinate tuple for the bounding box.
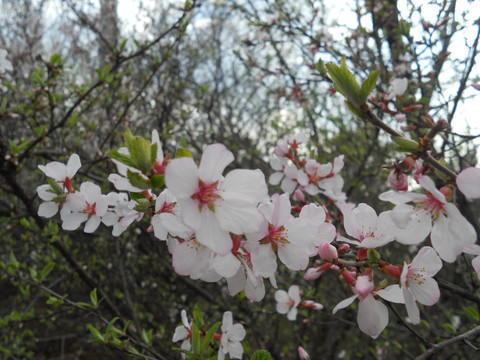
(172, 310, 192, 351)
(0, 49, 13, 73)
(165, 143, 267, 255)
(380, 175, 476, 262)
(385, 78, 408, 100)
(275, 285, 301, 320)
(218, 312, 246, 360)
(60, 182, 108, 233)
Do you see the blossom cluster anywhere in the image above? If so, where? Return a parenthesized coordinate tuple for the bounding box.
(36, 129, 480, 349)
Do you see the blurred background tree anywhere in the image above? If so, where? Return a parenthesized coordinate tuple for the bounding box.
(1, 0, 479, 358)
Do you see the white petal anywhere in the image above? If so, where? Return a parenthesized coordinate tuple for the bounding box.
(198, 144, 233, 182)
(379, 190, 424, 205)
(250, 244, 277, 278)
(37, 184, 56, 201)
(409, 277, 440, 306)
(457, 167, 480, 199)
(287, 307, 298, 321)
(269, 172, 284, 185)
(278, 243, 309, 271)
(165, 157, 199, 198)
(216, 200, 263, 234)
(213, 253, 241, 278)
(357, 295, 388, 339)
(66, 154, 81, 178)
(332, 295, 358, 314)
(410, 246, 442, 276)
(271, 193, 293, 227)
(376, 285, 405, 304)
(195, 212, 232, 255)
(84, 216, 101, 233)
(221, 311, 233, 332)
(395, 209, 432, 245)
(38, 202, 58, 218)
(403, 286, 420, 325)
(172, 325, 188, 342)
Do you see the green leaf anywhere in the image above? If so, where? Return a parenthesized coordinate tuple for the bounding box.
(49, 54, 61, 65)
(176, 148, 193, 158)
(46, 178, 64, 194)
(344, 100, 364, 118)
(108, 150, 137, 168)
(360, 70, 380, 103)
(29, 267, 38, 281)
(87, 324, 105, 342)
(192, 305, 204, 329)
(39, 262, 55, 281)
(9, 252, 20, 269)
(442, 323, 457, 334)
(105, 317, 119, 339)
(191, 321, 201, 355)
(465, 306, 480, 322)
(151, 143, 158, 164)
(201, 321, 221, 352)
(127, 170, 151, 190)
(90, 288, 98, 307)
(251, 350, 273, 360)
(151, 174, 165, 188)
(1, 97, 7, 112)
(391, 136, 419, 152)
(141, 328, 153, 345)
(325, 58, 363, 107)
(128, 136, 153, 172)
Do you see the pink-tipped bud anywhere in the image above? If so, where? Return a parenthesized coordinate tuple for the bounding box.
(379, 262, 402, 279)
(294, 189, 306, 203)
(304, 263, 332, 280)
(318, 243, 338, 263)
(301, 300, 324, 310)
(388, 168, 408, 191)
(337, 244, 350, 255)
(298, 346, 311, 360)
(341, 269, 356, 287)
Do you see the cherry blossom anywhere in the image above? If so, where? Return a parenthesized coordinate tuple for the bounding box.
(172, 309, 192, 351)
(387, 167, 408, 191)
(60, 182, 108, 233)
(385, 78, 408, 100)
(339, 203, 396, 248)
(275, 285, 301, 320)
(333, 273, 389, 339)
(102, 192, 141, 236)
(0, 49, 13, 73)
(246, 194, 335, 272)
(38, 153, 81, 193)
(217, 311, 246, 360)
(165, 143, 267, 255)
(456, 167, 480, 200)
(151, 189, 178, 240)
(400, 247, 442, 324)
(380, 175, 476, 262)
(37, 184, 61, 218)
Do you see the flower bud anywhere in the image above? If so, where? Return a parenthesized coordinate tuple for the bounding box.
(338, 244, 350, 255)
(293, 189, 306, 203)
(304, 263, 332, 280)
(298, 346, 311, 360)
(318, 243, 338, 263)
(388, 168, 408, 191)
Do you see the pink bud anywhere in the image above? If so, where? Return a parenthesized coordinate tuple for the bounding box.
(318, 243, 338, 263)
(304, 263, 332, 280)
(298, 346, 311, 360)
(301, 300, 324, 310)
(293, 189, 305, 203)
(338, 244, 350, 254)
(472, 83, 480, 90)
(388, 168, 408, 191)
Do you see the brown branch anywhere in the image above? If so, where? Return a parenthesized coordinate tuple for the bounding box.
(415, 325, 480, 360)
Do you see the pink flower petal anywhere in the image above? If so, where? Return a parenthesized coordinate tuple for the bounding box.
(198, 144, 233, 182)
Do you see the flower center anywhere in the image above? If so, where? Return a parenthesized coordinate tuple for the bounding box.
(85, 202, 96, 216)
(417, 192, 445, 217)
(191, 180, 221, 211)
(160, 201, 176, 214)
(260, 223, 289, 252)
